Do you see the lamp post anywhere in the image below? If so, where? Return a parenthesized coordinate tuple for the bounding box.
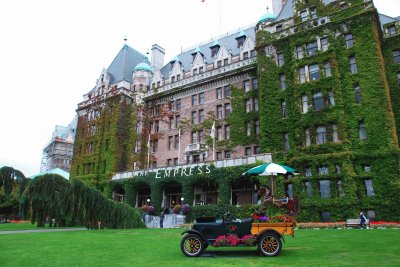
(147, 198, 151, 206)
(180, 197, 184, 204)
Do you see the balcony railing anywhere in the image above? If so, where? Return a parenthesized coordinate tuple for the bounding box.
(185, 143, 208, 154)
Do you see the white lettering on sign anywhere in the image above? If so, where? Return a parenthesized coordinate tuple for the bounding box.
(131, 164, 212, 179)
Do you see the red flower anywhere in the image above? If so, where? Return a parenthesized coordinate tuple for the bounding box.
(231, 226, 236, 231)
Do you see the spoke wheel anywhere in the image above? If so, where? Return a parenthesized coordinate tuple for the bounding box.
(258, 233, 282, 257)
(181, 234, 204, 257)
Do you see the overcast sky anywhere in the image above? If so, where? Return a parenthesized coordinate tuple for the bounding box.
(0, 0, 398, 177)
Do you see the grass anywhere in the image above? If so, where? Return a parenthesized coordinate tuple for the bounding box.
(0, 228, 399, 266)
(0, 222, 81, 231)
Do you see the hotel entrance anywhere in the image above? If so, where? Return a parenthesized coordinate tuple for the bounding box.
(136, 183, 151, 207)
(163, 182, 182, 208)
(193, 182, 218, 206)
(231, 178, 259, 205)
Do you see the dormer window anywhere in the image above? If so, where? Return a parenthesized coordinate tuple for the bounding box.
(177, 74, 181, 80)
(211, 46, 220, 57)
(224, 58, 229, 65)
(199, 66, 204, 73)
(310, 7, 317, 19)
(171, 76, 175, 82)
(339, 1, 347, 9)
(276, 24, 283, 31)
(243, 52, 249, 59)
(237, 36, 246, 48)
(193, 69, 198, 75)
(217, 60, 222, 68)
(300, 10, 308, 22)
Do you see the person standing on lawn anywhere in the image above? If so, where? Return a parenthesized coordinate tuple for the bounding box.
(359, 212, 367, 229)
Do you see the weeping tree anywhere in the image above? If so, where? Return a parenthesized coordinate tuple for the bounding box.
(0, 166, 28, 220)
(23, 174, 145, 229)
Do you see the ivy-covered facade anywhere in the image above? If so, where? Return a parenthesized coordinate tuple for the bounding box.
(71, 0, 400, 221)
(255, 0, 400, 221)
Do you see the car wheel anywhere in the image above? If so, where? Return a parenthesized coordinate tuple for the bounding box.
(181, 234, 204, 257)
(258, 233, 282, 256)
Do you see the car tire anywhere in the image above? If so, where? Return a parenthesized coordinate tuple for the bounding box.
(181, 234, 204, 257)
(258, 233, 282, 257)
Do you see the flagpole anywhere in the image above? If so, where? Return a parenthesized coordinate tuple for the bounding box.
(147, 134, 150, 169)
(178, 128, 181, 165)
(213, 136, 215, 161)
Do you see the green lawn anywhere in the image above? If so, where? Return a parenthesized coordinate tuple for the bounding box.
(0, 228, 399, 267)
(0, 222, 80, 231)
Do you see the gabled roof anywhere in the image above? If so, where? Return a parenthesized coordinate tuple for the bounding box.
(379, 13, 400, 27)
(160, 25, 256, 77)
(107, 44, 146, 84)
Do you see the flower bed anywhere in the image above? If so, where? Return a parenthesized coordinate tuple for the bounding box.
(296, 221, 400, 229)
(213, 234, 256, 247)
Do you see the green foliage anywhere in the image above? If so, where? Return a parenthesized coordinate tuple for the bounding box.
(256, 6, 400, 221)
(24, 174, 145, 229)
(0, 166, 28, 219)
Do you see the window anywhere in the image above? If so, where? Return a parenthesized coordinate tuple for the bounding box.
(335, 164, 342, 174)
(319, 180, 330, 198)
(191, 132, 197, 143)
(281, 100, 287, 118)
(199, 66, 204, 73)
(286, 183, 293, 198)
(217, 60, 222, 68)
(217, 127, 223, 141)
(305, 167, 312, 177)
(305, 128, 311, 146)
(199, 130, 204, 143)
(224, 85, 231, 97)
(168, 136, 173, 150)
(217, 87, 223, 99)
(311, 7, 317, 19)
(254, 146, 261, 154)
(313, 92, 324, 111)
(171, 76, 175, 82)
(176, 99, 181, 110)
(306, 41, 318, 56)
(224, 58, 229, 65)
(276, 24, 283, 31)
(321, 38, 329, 51)
(332, 124, 339, 143)
(337, 180, 345, 197)
(216, 151, 222, 160)
(169, 101, 175, 111)
(199, 109, 205, 123)
(316, 126, 327, 144)
(388, 26, 397, 36)
(246, 123, 251, 136)
(394, 50, 400, 64)
(345, 34, 353, 48)
(251, 50, 257, 57)
(328, 91, 335, 106)
(254, 97, 258, 111)
(364, 180, 375, 196)
(301, 95, 308, 113)
(279, 74, 286, 90)
(237, 36, 245, 48)
(359, 121, 367, 140)
(244, 80, 250, 92)
(252, 79, 258, 90)
(245, 147, 252, 156)
(174, 135, 179, 149)
(283, 132, 290, 151)
(246, 99, 252, 113)
(217, 105, 223, 119)
(211, 46, 219, 57)
(354, 83, 361, 104)
(192, 95, 198, 106)
(192, 111, 198, 125)
(350, 56, 358, 74)
(175, 115, 180, 128)
(305, 181, 313, 197)
(277, 53, 284, 67)
(318, 166, 328, 175)
(199, 92, 204, 104)
(255, 120, 260, 136)
(309, 64, 320, 80)
(363, 165, 371, 172)
(155, 121, 159, 133)
(225, 150, 231, 158)
(299, 67, 306, 83)
(225, 125, 230, 140)
(243, 51, 249, 59)
(224, 103, 231, 117)
(193, 68, 198, 75)
(167, 159, 172, 166)
(300, 10, 308, 21)
(168, 117, 174, 130)
(296, 46, 304, 59)
(324, 61, 331, 77)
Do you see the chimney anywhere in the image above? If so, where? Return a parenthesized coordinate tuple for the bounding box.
(272, 0, 288, 16)
(151, 44, 165, 71)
